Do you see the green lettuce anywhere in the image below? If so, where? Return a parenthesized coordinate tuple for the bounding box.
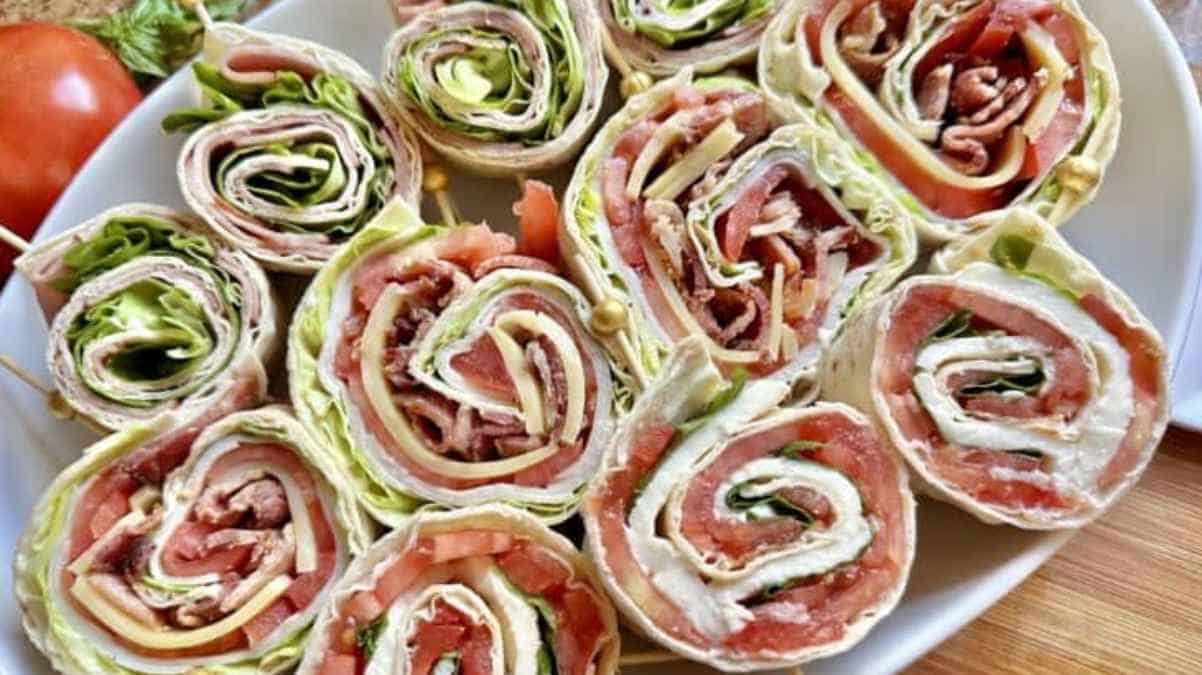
(163, 65, 394, 239)
(611, 0, 773, 48)
(393, 0, 585, 144)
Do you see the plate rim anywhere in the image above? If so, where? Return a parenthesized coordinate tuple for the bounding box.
(4, 0, 1199, 673)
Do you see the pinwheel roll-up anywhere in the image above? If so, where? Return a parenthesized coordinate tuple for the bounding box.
(382, 0, 608, 175)
(297, 505, 620, 675)
(820, 210, 1168, 528)
(760, 0, 1120, 238)
(14, 406, 374, 675)
(599, 0, 783, 76)
(582, 339, 915, 670)
(561, 69, 915, 391)
(14, 203, 276, 432)
(163, 21, 423, 272)
(289, 198, 625, 525)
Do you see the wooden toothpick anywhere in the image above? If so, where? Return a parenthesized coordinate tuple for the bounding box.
(0, 225, 29, 254)
(603, 42, 653, 99)
(0, 355, 106, 434)
(423, 163, 461, 226)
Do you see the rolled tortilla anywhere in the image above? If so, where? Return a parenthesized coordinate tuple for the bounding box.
(581, 339, 915, 670)
(288, 198, 628, 526)
(382, 0, 608, 175)
(598, 0, 784, 76)
(14, 203, 277, 432)
(164, 21, 423, 272)
(295, 505, 620, 675)
(13, 405, 374, 675)
(560, 68, 916, 394)
(759, 0, 1121, 239)
(820, 209, 1169, 528)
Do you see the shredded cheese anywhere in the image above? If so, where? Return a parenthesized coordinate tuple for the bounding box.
(767, 264, 785, 361)
(645, 119, 744, 201)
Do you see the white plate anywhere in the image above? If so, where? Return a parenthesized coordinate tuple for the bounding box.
(1, 1, 1199, 673)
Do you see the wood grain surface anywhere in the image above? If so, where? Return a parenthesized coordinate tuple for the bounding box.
(909, 428, 1202, 674)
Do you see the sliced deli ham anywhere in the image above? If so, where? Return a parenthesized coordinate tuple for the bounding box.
(13, 406, 372, 675)
(288, 199, 628, 525)
(383, 0, 608, 174)
(581, 339, 915, 669)
(296, 506, 619, 675)
(560, 68, 916, 393)
(13, 204, 277, 432)
(819, 209, 1169, 528)
(759, 0, 1121, 238)
(165, 21, 423, 272)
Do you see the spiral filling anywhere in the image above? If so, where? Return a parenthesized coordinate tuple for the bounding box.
(770, 0, 1100, 220)
(585, 364, 911, 665)
(311, 213, 616, 518)
(18, 209, 273, 430)
(313, 518, 614, 675)
(165, 29, 419, 268)
(597, 83, 887, 375)
(880, 270, 1159, 512)
(54, 416, 344, 666)
(384, 0, 605, 172)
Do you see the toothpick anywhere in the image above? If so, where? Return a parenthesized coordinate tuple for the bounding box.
(0, 355, 107, 434)
(181, 0, 216, 31)
(618, 649, 681, 666)
(0, 224, 29, 254)
(0, 355, 51, 396)
(515, 172, 529, 192)
(603, 41, 652, 99)
(423, 163, 461, 226)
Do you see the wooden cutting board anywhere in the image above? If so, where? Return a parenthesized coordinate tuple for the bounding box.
(910, 428, 1202, 673)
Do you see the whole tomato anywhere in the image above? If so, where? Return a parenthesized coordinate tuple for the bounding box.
(0, 23, 141, 280)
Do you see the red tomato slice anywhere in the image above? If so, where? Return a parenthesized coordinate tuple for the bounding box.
(496, 542, 571, 595)
(317, 654, 358, 675)
(435, 225, 517, 271)
(427, 530, 514, 564)
(242, 598, 293, 646)
(513, 180, 562, 265)
(449, 336, 518, 404)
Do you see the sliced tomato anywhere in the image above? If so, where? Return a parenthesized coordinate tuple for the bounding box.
(317, 654, 358, 675)
(720, 166, 786, 261)
(435, 225, 517, 271)
(410, 602, 469, 674)
(285, 550, 337, 610)
(513, 180, 562, 265)
(554, 587, 609, 675)
(88, 486, 131, 539)
(243, 598, 293, 646)
(459, 622, 494, 675)
(69, 469, 137, 559)
(160, 521, 254, 577)
(427, 530, 514, 564)
(497, 542, 570, 595)
(449, 336, 518, 404)
(346, 591, 386, 625)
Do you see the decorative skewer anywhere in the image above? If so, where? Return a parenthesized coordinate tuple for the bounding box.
(0, 224, 29, 254)
(424, 163, 462, 227)
(603, 39, 653, 99)
(0, 355, 106, 434)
